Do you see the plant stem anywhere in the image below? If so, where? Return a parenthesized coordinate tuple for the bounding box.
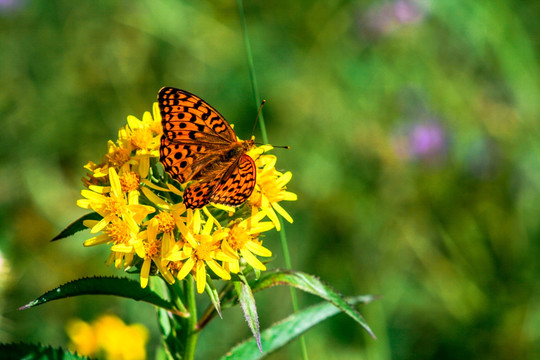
(237, 0, 268, 144)
(184, 275, 199, 360)
(238, 1, 308, 358)
(279, 221, 309, 360)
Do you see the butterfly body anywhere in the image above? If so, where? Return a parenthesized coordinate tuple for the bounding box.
(158, 87, 256, 209)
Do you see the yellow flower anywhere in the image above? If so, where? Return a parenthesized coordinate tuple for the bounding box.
(120, 108, 162, 177)
(167, 210, 236, 293)
(220, 211, 274, 273)
(66, 318, 98, 357)
(77, 168, 155, 234)
(250, 154, 297, 230)
(67, 314, 149, 360)
(132, 210, 177, 288)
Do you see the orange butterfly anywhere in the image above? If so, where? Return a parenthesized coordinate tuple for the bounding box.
(158, 87, 256, 209)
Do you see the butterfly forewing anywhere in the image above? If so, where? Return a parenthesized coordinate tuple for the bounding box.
(158, 87, 236, 143)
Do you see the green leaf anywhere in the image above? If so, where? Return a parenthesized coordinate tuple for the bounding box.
(251, 269, 377, 338)
(0, 342, 90, 359)
(205, 277, 222, 319)
(234, 280, 262, 353)
(20, 276, 177, 312)
(220, 295, 375, 360)
(51, 212, 102, 241)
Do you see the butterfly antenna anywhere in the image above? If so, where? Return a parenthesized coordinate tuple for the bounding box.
(253, 141, 290, 149)
(251, 99, 266, 138)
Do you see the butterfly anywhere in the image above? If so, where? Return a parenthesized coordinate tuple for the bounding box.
(158, 87, 257, 209)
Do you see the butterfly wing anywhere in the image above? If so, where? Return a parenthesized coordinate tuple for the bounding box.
(209, 154, 257, 207)
(183, 154, 256, 209)
(159, 87, 237, 144)
(158, 87, 238, 183)
(183, 180, 218, 209)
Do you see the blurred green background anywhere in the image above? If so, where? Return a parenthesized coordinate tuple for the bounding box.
(2, 0, 540, 359)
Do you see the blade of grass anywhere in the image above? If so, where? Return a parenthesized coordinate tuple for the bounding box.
(237, 0, 268, 144)
(237, 1, 307, 358)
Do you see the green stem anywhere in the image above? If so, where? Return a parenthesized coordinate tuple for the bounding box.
(171, 280, 188, 315)
(237, 2, 308, 358)
(279, 221, 309, 360)
(184, 275, 199, 360)
(237, 0, 268, 144)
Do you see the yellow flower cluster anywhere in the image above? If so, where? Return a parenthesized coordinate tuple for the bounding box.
(66, 314, 148, 360)
(77, 103, 296, 293)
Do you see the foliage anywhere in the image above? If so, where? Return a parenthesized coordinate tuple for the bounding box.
(2, 0, 540, 359)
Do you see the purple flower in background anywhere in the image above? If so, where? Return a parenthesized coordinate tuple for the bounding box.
(394, 0, 424, 24)
(361, 0, 429, 36)
(408, 122, 447, 159)
(0, 0, 25, 13)
(393, 120, 448, 164)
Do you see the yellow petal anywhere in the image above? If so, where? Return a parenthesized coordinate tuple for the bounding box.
(83, 234, 110, 247)
(76, 199, 91, 209)
(127, 115, 142, 130)
(82, 219, 99, 229)
(141, 179, 171, 192)
(140, 258, 151, 288)
(248, 221, 275, 234)
(206, 259, 230, 280)
(246, 241, 272, 257)
(195, 261, 207, 293)
(90, 215, 112, 234)
(108, 168, 123, 199)
(283, 191, 297, 201)
(88, 185, 111, 194)
(272, 202, 293, 224)
(114, 252, 124, 269)
(154, 258, 175, 285)
(138, 157, 149, 178)
(80, 189, 106, 203)
(276, 171, 292, 188)
(167, 183, 183, 196)
(111, 244, 133, 253)
(141, 187, 171, 210)
(177, 258, 195, 280)
(263, 206, 281, 231)
(240, 248, 266, 271)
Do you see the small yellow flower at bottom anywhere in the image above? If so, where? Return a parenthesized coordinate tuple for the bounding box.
(67, 314, 148, 360)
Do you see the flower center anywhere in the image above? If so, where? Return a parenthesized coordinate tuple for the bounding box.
(155, 211, 175, 233)
(228, 226, 250, 251)
(193, 236, 215, 261)
(131, 128, 153, 150)
(106, 218, 132, 244)
(104, 197, 123, 216)
(120, 171, 141, 192)
(107, 148, 131, 167)
(144, 238, 161, 258)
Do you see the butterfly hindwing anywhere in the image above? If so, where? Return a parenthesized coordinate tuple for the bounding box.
(209, 154, 256, 207)
(183, 180, 217, 209)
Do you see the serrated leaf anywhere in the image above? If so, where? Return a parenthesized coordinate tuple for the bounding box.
(220, 295, 375, 360)
(251, 269, 377, 338)
(20, 276, 176, 312)
(0, 342, 90, 359)
(234, 281, 262, 353)
(51, 212, 102, 241)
